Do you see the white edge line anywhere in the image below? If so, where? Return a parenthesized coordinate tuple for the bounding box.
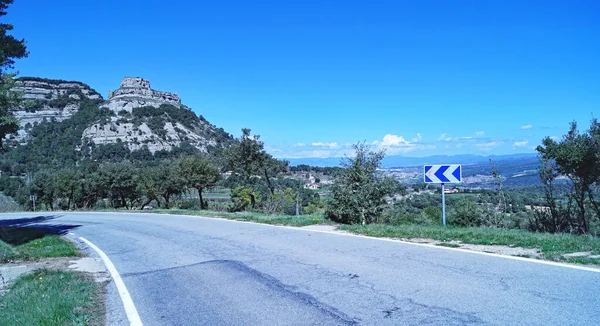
(79, 236, 143, 326)
(72, 211, 600, 274)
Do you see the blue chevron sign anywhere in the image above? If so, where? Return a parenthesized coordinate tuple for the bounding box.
(424, 164, 462, 183)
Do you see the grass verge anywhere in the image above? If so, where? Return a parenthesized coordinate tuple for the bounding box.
(146, 209, 328, 227)
(0, 269, 104, 326)
(0, 235, 81, 263)
(341, 224, 600, 265)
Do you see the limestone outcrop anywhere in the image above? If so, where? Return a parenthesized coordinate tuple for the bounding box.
(81, 120, 218, 153)
(104, 77, 189, 112)
(5, 76, 233, 154)
(7, 77, 103, 143)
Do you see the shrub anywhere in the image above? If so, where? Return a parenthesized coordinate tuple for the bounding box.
(230, 186, 256, 212)
(325, 143, 399, 224)
(449, 198, 481, 227)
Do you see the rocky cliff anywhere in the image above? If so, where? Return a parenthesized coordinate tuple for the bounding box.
(7, 77, 103, 142)
(5, 76, 233, 155)
(104, 77, 189, 112)
(81, 77, 230, 153)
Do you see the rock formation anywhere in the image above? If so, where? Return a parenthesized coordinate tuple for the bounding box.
(104, 77, 189, 112)
(5, 76, 233, 154)
(82, 77, 231, 153)
(7, 77, 103, 143)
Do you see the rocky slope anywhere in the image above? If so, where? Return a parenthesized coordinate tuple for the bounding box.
(6, 76, 233, 155)
(8, 77, 103, 142)
(104, 77, 189, 111)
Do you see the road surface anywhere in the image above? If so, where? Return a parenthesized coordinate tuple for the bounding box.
(2, 212, 599, 325)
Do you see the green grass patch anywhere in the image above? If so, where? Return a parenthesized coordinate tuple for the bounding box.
(0, 239, 16, 261)
(341, 224, 600, 264)
(0, 269, 103, 326)
(14, 235, 81, 261)
(0, 235, 80, 263)
(149, 209, 328, 227)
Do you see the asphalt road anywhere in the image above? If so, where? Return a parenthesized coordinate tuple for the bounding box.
(2, 212, 599, 325)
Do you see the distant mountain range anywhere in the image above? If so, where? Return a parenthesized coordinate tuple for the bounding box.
(286, 153, 538, 168)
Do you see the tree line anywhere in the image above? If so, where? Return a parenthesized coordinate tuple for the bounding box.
(0, 128, 321, 215)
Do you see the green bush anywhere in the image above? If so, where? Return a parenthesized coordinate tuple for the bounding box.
(325, 143, 399, 224)
(230, 186, 256, 212)
(449, 198, 481, 227)
(417, 206, 442, 225)
(174, 200, 200, 210)
(207, 201, 230, 212)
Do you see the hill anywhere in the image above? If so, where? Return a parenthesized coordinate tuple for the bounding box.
(289, 153, 543, 187)
(1, 76, 234, 174)
(286, 153, 538, 169)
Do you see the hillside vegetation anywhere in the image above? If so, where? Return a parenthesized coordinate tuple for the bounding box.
(1, 77, 234, 174)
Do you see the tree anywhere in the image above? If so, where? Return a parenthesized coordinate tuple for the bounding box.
(55, 168, 81, 210)
(325, 142, 399, 224)
(155, 161, 185, 208)
(489, 159, 507, 227)
(225, 128, 288, 207)
(178, 155, 221, 209)
(0, 75, 19, 149)
(528, 155, 573, 233)
(0, 0, 29, 150)
(0, 1, 28, 72)
(32, 170, 56, 210)
(99, 163, 139, 209)
(537, 119, 600, 234)
(137, 166, 161, 210)
(74, 163, 106, 209)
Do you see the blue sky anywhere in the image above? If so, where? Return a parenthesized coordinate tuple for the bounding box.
(7, 0, 599, 158)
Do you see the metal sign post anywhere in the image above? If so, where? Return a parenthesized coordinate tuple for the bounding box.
(30, 195, 36, 212)
(441, 183, 446, 225)
(424, 165, 462, 226)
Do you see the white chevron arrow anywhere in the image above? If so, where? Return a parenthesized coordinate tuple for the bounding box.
(424, 164, 462, 183)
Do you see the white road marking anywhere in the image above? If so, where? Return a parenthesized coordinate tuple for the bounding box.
(79, 236, 143, 326)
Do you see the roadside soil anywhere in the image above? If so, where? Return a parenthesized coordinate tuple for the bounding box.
(302, 224, 542, 258)
(0, 256, 109, 294)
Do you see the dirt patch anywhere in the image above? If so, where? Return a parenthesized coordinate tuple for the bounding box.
(398, 238, 543, 258)
(562, 252, 600, 259)
(301, 224, 346, 232)
(303, 225, 543, 258)
(0, 257, 109, 294)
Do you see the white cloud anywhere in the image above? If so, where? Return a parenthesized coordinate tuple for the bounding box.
(380, 134, 410, 147)
(475, 131, 485, 137)
(311, 142, 338, 148)
(437, 133, 447, 141)
(271, 145, 356, 159)
(520, 125, 533, 130)
(265, 146, 282, 153)
(373, 134, 435, 155)
(293, 142, 305, 147)
(411, 133, 422, 143)
(550, 136, 560, 141)
(476, 141, 501, 151)
(514, 140, 529, 147)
